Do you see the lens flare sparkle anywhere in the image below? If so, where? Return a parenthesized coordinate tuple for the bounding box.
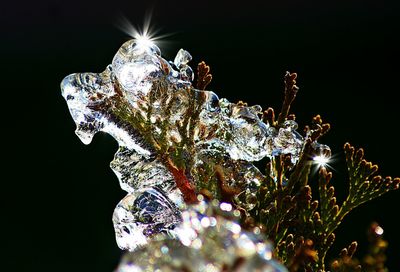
(116, 14, 171, 49)
(313, 155, 330, 167)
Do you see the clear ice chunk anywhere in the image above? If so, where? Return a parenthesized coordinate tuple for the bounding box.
(197, 98, 270, 162)
(110, 146, 176, 193)
(194, 150, 264, 209)
(174, 49, 192, 69)
(113, 187, 182, 251)
(61, 68, 113, 145)
(226, 114, 269, 161)
(112, 40, 167, 108)
(173, 49, 194, 82)
(61, 67, 153, 157)
(266, 120, 304, 163)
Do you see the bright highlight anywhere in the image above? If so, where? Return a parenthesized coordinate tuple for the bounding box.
(313, 155, 330, 167)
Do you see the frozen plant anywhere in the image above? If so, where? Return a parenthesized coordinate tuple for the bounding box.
(61, 37, 399, 271)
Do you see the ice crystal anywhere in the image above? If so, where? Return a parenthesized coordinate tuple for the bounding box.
(61, 38, 307, 249)
(115, 201, 287, 272)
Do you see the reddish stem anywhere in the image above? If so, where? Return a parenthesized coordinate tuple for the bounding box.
(165, 158, 198, 204)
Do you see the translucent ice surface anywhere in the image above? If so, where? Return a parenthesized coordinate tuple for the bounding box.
(115, 201, 287, 271)
(61, 38, 310, 249)
(113, 187, 182, 251)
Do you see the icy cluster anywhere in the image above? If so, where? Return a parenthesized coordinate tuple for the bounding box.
(61, 38, 307, 251)
(267, 120, 304, 161)
(115, 200, 287, 272)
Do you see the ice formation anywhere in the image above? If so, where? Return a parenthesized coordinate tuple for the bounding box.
(113, 187, 182, 251)
(115, 200, 288, 272)
(61, 38, 308, 250)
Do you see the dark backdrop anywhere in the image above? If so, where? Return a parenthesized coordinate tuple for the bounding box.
(3, 0, 400, 271)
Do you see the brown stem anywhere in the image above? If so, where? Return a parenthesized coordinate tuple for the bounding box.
(164, 157, 198, 204)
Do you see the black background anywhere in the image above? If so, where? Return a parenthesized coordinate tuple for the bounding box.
(3, 0, 400, 271)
